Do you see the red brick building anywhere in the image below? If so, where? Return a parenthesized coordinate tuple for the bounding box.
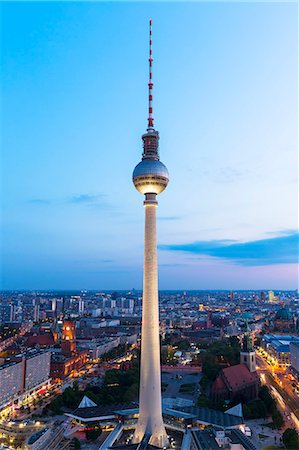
(211, 363, 260, 404)
(50, 319, 87, 380)
(50, 351, 87, 380)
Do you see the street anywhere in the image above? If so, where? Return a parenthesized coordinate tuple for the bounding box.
(256, 353, 299, 432)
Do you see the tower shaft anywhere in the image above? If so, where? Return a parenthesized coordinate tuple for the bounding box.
(133, 195, 168, 448)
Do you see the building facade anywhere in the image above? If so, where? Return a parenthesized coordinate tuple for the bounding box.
(290, 341, 299, 375)
(261, 334, 299, 366)
(0, 350, 51, 410)
(24, 351, 51, 391)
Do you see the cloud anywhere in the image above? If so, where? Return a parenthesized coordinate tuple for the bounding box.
(159, 232, 299, 266)
(28, 194, 106, 207)
(28, 198, 51, 205)
(68, 194, 104, 204)
(217, 167, 248, 183)
(158, 216, 181, 221)
(160, 263, 186, 267)
(265, 229, 297, 237)
(73, 259, 114, 265)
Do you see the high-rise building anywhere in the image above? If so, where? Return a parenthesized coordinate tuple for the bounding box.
(0, 360, 24, 408)
(132, 20, 169, 448)
(268, 290, 278, 303)
(52, 298, 57, 313)
(0, 350, 51, 409)
(24, 350, 51, 391)
(260, 291, 265, 302)
(0, 304, 13, 323)
(33, 299, 40, 322)
(78, 299, 84, 316)
(51, 318, 61, 342)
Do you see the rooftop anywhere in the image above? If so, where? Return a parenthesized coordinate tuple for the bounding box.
(178, 405, 242, 428)
(221, 364, 259, 390)
(67, 403, 135, 421)
(191, 428, 259, 450)
(263, 334, 299, 343)
(275, 307, 293, 321)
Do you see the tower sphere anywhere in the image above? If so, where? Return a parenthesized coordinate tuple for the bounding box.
(133, 159, 169, 195)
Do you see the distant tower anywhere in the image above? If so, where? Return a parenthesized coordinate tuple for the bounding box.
(78, 298, 84, 316)
(52, 298, 57, 313)
(240, 320, 256, 373)
(33, 298, 40, 322)
(260, 291, 265, 302)
(51, 318, 61, 343)
(60, 297, 66, 319)
(132, 19, 169, 448)
(61, 320, 76, 356)
(268, 290, 276, 303)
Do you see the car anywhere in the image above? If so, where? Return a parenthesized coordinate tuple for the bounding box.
(244, 426, 252, 437)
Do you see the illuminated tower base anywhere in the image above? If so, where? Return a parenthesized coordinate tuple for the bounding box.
(133, 194, 168, 448)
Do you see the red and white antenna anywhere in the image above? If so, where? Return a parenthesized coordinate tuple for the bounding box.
(148, 18, 154, 130)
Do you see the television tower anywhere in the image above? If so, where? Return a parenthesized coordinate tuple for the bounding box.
(132, 19, 169, 448)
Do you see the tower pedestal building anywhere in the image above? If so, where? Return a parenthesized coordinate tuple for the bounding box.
(132, 19, 169, 448)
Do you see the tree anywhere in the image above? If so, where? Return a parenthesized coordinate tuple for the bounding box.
(199, 375, 209, 392)
(62, 387, 81, 409)
(272, 409, 284, 429)
(201, 338, 241, 382)
(228, 336, 240, 348)
(71, 437, 81, 449)
(85, 428, 101, 441)
(202, 361, 221, 381)
(244, 399, 267, 420)
(162, 333, 172, 346)
(174, 339, 190, 351)
(282, 428, 299, 449)
(242, 404, 251, 420)
(197, 394, 208, 407)
(259, 386, 276, 413)
(123, 383, 139, 403)
(49, 396, 63, 415)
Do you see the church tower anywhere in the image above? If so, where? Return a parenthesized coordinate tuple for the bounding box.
(240, 320, 256, 373)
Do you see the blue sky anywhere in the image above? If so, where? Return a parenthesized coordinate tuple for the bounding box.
(1, 2, 298, 290)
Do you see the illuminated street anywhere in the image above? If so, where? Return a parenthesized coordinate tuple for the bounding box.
(257, 353, 299, 431)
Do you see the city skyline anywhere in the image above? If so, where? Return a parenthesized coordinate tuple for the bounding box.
(2, 2, 298, 290)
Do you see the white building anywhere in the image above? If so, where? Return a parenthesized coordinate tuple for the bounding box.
(25, 350, 51, 391)
(78, 299, 84, 316)
(92, 309, 102, 317)
(0, 350, 51, 410)
(77, 337, 121, 360)
(0, 360, 24, 408)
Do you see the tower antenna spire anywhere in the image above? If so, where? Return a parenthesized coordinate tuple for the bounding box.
(148, 18, 154, 130)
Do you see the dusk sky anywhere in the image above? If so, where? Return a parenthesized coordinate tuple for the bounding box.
(1, 2, 298, 290)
